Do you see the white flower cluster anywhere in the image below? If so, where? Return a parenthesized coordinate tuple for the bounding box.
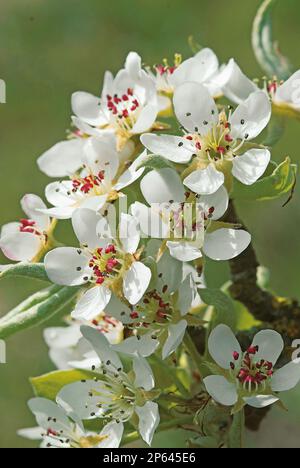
(2, 49, 300, 448)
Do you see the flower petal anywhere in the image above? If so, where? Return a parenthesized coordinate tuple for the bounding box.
(170, 48, 219, 89)
(72, 286, 112, 321)
(114, 150, 147, 191)
(243, 395, 279, 408)
(71, 91, 104, 126)
(199, 185, 229, 220)
(184, 165, 224, 195)
(232, 149, 271, 185)
(140, 133, 194, 163)
(123, 262, 152, 305)
(271, 361, 300, 392)
(72, 208, 102, 250)
(178, 275, 196, 316)
(44, 247, 90, 286)
(204, 376, 238, 406)
(203, 228, 251, 261)
(173, 82, 218, 134)
(136, 402, 160, 446)
(132, 103, 158, 135)
(81, 325, 123, 370)
(37, 139, 84, 178)
(21, 194, 50, 230)
(125, 51, 142, 81)
(130, 202, 170, 239)
(28, 398, 70, 431)
(274, 70, 300, 110)
(17, 427, 43, 441)
(230, 91, 271, 140)
(0, 232, 41, 262)
(113, 334, 159, 357)
(208, 324, 242, 369)
(133, 355, 155, 390)
(162, 320, 188, 359)
(251, 329, 284, 365)
(98, 422, 124, 448)
(119, 213, 140, 254)
(167, 241, 202, 262)
(218, 59, 258, 105)
(82, 137, 119, 180)
(141, 168, 185, 204)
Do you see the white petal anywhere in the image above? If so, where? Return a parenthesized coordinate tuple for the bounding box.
(230, 91, 271, 140)
(82, 137, 119, 180)
(167, 241, 202, 262)
(178, 275, 196, 316)
(162, 320, 187, 359)
(21, 194, 49, 230)
(141, 133, 194, 163)
(173, 82, 218, 134)
(274, 70, 300, 110)
(18, 427, 43, 441)
(130, 202, 170, 239)
(141, 168, 185, 204)
(243, 395, 279, 408)
(113, 334, 159, 357)
(0, 232, 41, 262)
(37, 139, 84, 178)
(184, 165, 224, 195)
(72, 286, 112, 321)
(45, 181, 75, 207)
(71, 91, 104, 126)
(133, 355, 155, 390)
(28, 398, 70, 431)
(57, 381, 100, 420)
(96, 216, 113, 245)
(1, 222, 20, 237)
(218, 59, 258, 105)
(72, 208, 102, 250)
(204, 376, 238, 406)
(119, 213, 140, 254)
(98, 422, 124, 448)
(208, 324, 242, 369)
(80, 194, 108, 212)
(123, 262, 152, 305)
(80, 325, 123, 372)
(105, 294, 132, 323)
(251, 329, 284, 365)
(44, 247, 90, 286)
(170, 48, 219, 88)
(114, 150, 147, 191)
(125, 51, 142, 81)
(43, 324, 81, 349)
(40, 206, 76, 220)
(271, 361, 300, 392)
(156, 249, 183, 293)
(136, 402, 160, 446)
(232, 149, 271, 185)
(199, 185, 229, 220)
(203, 228, 251, 261)
(132, 103, 158, 134)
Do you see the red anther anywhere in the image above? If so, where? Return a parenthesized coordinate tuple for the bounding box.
(247, 346, 258, 355)
(47, 429, 58, 437)
(233, 351, 240, 361)
(217, 146, 226, 154)
(264, 361, 273, 371)
(113, 96, 121, 104)
(195, 141, 202, 150)
(20, 219, 35, 227)
(186, 135, 193, 140)
(96, 277, 105, 285)
(127, 88, 133, 96)
(130, 311, 139, 319)
(122, 94, 129, 101)
(132, 99, 139, 107)
(225, 134, 233, 142)
(157, 309, 167, 319)
(267, 370, 274, 377)
(169, 66, 176, 74)
(208, 207, 215, 214)
(162, 285, 168, 293)
(92, 319, 99, 326)
(143, 298, 150, 304)
(225, 122, 230, 128)
(104, 316, 118, 327)
(105, 244, 116, 254)
(159, 299, 167, 308)
(230, 362, 235, 370)
(156, 65, 166, 75)
(122, 109, 129, 118)
(107, 95, 112, 101)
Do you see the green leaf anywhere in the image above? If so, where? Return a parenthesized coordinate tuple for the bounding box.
(137, 155, 176, 172)
(199, 288, 236, 330)
(252, 0, 293, 80)
(31, 369, 96, 401)
(0, 262, 49, 282)
(0, 286, 81, 340)
(232, 157, 297, 201)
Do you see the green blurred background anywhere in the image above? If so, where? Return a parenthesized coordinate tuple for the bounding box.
(1, 0, 300, 448)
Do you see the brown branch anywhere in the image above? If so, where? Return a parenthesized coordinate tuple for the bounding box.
(226, 201, 300, 342)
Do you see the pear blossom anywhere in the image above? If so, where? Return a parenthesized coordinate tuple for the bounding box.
(103, 251, 200, 359)
(141, 83, 271, 195)
(204, 325, 300, 409)
(41, 140, 147, 219)
(57, 326, 160, 446)
(131, 168, 251, 262)
(71, 52, 159, 151)
(44, 208, 152, 320)
(0, 194, 52, 263)
(44, 313, 124, 370)
(19, 397, 123, 448)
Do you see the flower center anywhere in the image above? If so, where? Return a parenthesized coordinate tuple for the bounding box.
(19, 219, 43, 237)
(230, 345, 274, 393)
(106, 89, 141, 137)
(72, 171, 107, 195)
(88, 244, 123, 286)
